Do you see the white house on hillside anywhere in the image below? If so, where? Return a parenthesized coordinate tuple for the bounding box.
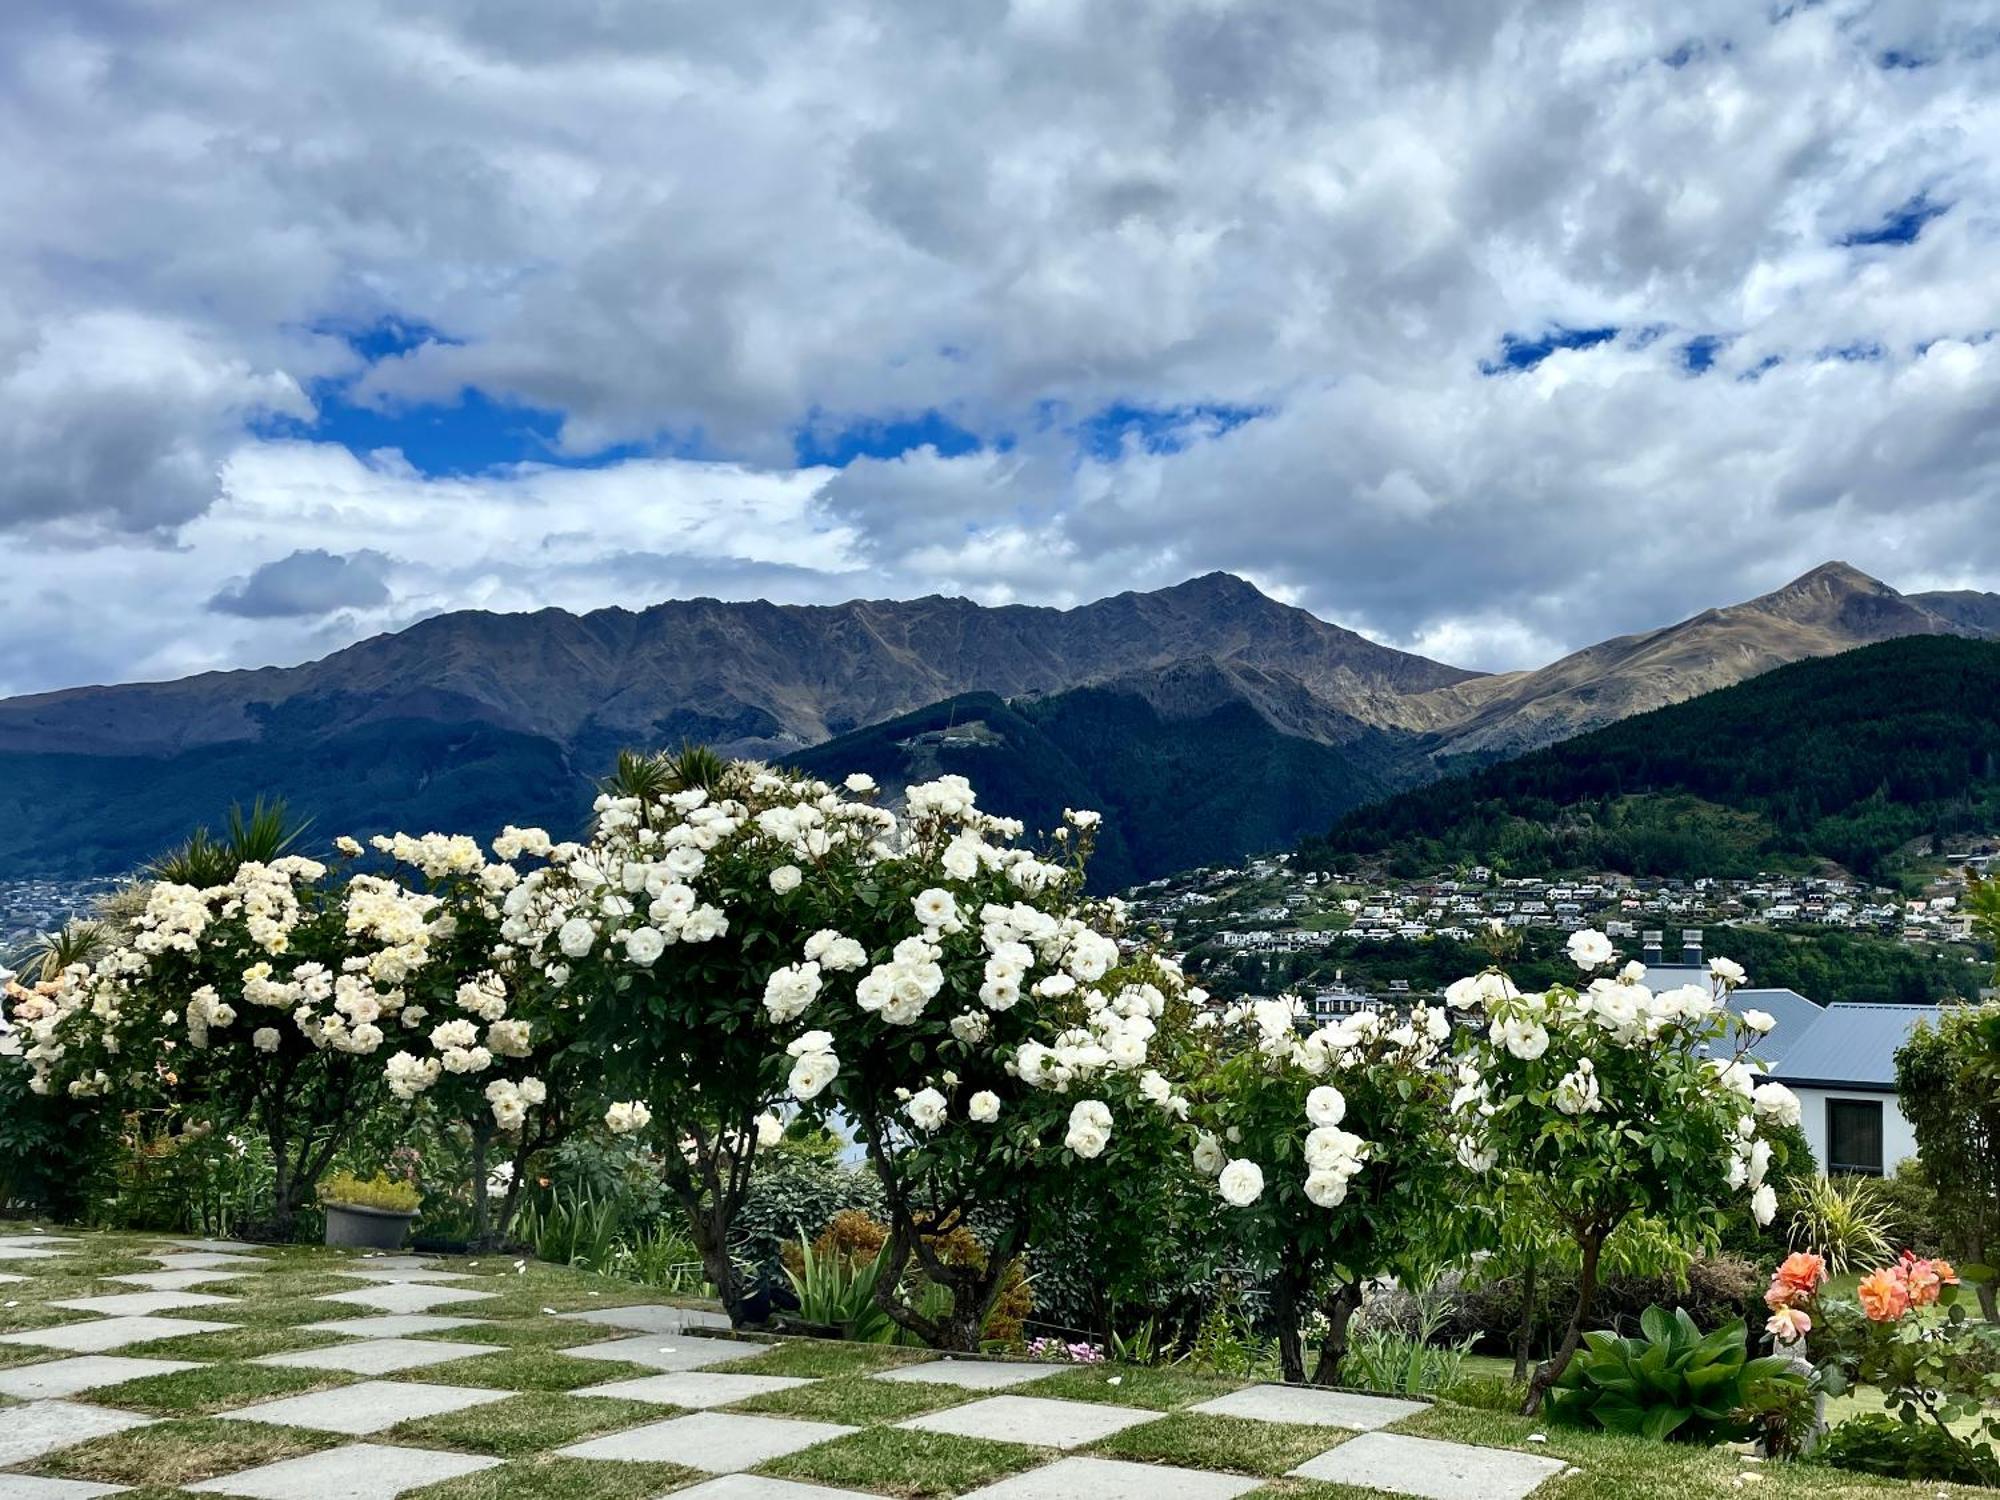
(1643, 930, 1936, 1177)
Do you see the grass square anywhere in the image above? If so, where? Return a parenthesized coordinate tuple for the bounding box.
(1086, 1412, 1350, 1476)
(732, 1341, 931, 1379)
(414, 1319, 583, 1350)
(727, 1375, 978, 1425)
(758, 1425, 1048, 1498)
(133, 1325, 347, 1361)
(203, 1269, 360, 1299)
(399, 1347, 662, 1391)
(0, 1302, 98, 1334)
(85, 1359, 356, 1415)
(0, 1341, 59, 1369)
(404, 1454, 702, 1500)
(1031, 1364, 1248, 1411)
(389, 1389, 668, 1457)
(34, 1415, 340, 1485)
(207, 1294, 353, 1327)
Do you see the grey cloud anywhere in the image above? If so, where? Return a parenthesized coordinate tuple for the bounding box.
(208, 549, 393, 619)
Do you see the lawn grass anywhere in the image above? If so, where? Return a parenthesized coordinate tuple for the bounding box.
(1032, 1362, 1248, 1410)
(414, 1318, 591, 1349)
(1085, 1411, 1354, 1476)
(405, 1455, 704, 1500)
(0, 1341, 61, 1369)
(388, 1389, 671, 1457)
(726, 1373, 979, 1424)
(86, 1359, 355, 1415)
(758, 1426, 1050, 1498)
(132, 1324, 348, 1361)
(731, 1339, 932, 1378)
(36, 1416, 340, 1486)
(401, 1347, 666, 1391)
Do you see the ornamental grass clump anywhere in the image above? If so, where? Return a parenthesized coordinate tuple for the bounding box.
(1192, 993, 1457, 1385)
(1447, 929, 1797, 1412)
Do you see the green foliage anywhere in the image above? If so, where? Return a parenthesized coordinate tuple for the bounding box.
(733, 1144, 884, 1291)
(1345, 1287, 1474, 1396)
(785, 1235, 899, 1342)
(149, 798, 308, 887)
(318, 1170, 421, 1212)
(0, 1054, 108, 1218)
(1788, 1175, 1897, 1273)
(517, 1185, 624, 1270)
(1894, 1007, 2000, 1303)
(1815, 1412, 2000, 1486)
(1547, 1305, 1806, 1443)
(1308, 635, 2000, 882)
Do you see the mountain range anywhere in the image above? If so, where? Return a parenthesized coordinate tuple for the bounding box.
(2, 561, 1994, 882)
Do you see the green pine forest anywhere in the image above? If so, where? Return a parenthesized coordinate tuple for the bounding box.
(1303, 635, 2000, 883)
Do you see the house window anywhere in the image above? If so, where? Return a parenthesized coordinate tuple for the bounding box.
(1827, 1099, 1885, 1177)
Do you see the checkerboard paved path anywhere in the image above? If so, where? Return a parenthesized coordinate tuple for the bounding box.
(0, 1230, 1569, 1500)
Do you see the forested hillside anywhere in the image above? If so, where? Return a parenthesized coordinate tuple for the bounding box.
(1305, 636, 2000, 880)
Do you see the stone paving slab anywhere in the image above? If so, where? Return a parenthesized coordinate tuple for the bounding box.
(145, 1251, 271, 1272)
(0, 1236, 76, 1249)
(0, 1354, 202, 1400)
(160, 1240, 265, 1254)
(559, 1333, 768, 1372)
(216, 1378, 510, 1435)
(555, 1303, 730, 1334)
(0, 1272, 25, 1284)
(958, 1456, 1264, 1500)
(315, 1283, 491, 1315)
(255, 1336, 506, 1375)
(106, 1269, 250, 1291)
(674, 1478, 887, 1500)
(0, 1400, 155, 1465)
(577, 1371, 815, 1407)
(873, 1360, 1060, 1391)
(51, 1290, 234, 1317)
(557, 1410, 857, 1471)
(332, 1267, 473, 1285)
(1289, 1431, 1568, 1500)
(0, 1246, 66, 1262)
(898, 1394, 1161, 1449)
(340, 1256, 439, 1271)
(0, 1316, 233, 1354)
(1188, 1384, 1427, 1430)
(0, 1475, 130, 1499)
(188, 1440, 500, 1499)
(304, 1313, 491, 1339)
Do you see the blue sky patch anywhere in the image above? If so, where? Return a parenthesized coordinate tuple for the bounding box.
(1838, 192, 1948, 247)
(792, 407, 986, 467)
(1480, 325, 1619, 374)
(1680, 335, 1727, 373)
(1068, 401, 1266, 460)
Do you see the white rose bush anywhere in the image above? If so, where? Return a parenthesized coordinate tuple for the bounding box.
(1446, 933, 1797, 1411)
(794, 781, 1203, 1350)
(17, 844, 449, 1236)
(1193, 994, 1457, 1384)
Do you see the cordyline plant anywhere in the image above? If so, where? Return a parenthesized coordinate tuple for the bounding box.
(1192, 994, 1457, 1385)
(16, 836, 445, 1238)
(1448, 929, 1796, 1413)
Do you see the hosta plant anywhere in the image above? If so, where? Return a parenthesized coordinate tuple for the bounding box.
(1547, 1304, 1805, 1443)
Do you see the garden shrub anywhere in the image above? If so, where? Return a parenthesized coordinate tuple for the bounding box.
(736, 1147, 884, 1288)
(1816, 1414, 2000, 1486)
(1449, 1256, 1762, 1355)
(319, 1170, 422, 1212)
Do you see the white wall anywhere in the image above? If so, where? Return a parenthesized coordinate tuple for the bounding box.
(1793, 1087, 1920, 1177)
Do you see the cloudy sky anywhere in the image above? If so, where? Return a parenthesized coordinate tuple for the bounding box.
(5, 0, 1998, 697)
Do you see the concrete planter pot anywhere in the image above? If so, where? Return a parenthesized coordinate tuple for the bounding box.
(322, 1200, 418, 1251)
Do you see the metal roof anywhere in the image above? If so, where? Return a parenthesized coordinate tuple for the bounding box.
(1769, 1003, 1941, 1090)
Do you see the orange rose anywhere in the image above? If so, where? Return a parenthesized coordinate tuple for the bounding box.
(1858, 1267, 1911, 1322)
(1776, 1252, 1827, 1292)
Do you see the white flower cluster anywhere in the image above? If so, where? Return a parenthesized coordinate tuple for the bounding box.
(1205, 996, 1446, 1211)
(1453, 930, 1788, 1226)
